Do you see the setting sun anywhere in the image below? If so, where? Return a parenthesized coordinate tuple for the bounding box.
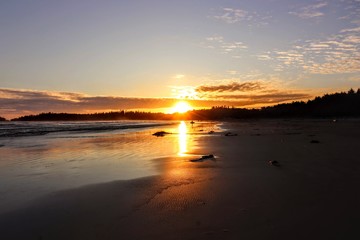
(172, 101, 192, 113)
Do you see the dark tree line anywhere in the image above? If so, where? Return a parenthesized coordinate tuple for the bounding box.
(0, 116, 6, 121)
(11, 111, 174, 121)
(10, 89, 360, 121)
(185, 89, 360, 120)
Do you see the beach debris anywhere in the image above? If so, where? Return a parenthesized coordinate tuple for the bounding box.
(208, 130, 214, 134)
(310, 140, 320, 144)
(190, 154, 215, 162)
(152, 131, 170, 137)
(268, 160, 280, 167)
(225, 132, 237, 136)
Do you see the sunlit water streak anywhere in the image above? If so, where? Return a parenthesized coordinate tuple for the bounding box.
(178, 121, 188, 156)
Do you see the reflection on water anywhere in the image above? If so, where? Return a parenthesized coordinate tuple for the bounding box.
(0, 125, 182, 213)
(178, 121, 188, 156)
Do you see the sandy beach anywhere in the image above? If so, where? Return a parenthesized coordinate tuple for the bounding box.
(0, 119, 359, 239)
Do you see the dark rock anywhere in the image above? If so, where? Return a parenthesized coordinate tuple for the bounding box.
(152, 131, 170, 137)
(268, 160, 280, 166)
(190, 154, 215, 162)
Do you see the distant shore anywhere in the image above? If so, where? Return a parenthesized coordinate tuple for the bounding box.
(0, 119, 359, 239)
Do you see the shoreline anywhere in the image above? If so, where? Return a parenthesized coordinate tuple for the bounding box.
(0, 120, 179, 138)
(0, 119, 359, 239)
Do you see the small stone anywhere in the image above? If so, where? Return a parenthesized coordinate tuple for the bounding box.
(268, 160, 280, 166)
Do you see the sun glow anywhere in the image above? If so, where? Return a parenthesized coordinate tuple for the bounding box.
(172, 101, 192, 113)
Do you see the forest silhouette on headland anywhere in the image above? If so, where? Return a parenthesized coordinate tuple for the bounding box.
(3, 89, 360, 121)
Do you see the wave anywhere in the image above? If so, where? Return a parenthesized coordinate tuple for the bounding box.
(0, 121, 174, 138)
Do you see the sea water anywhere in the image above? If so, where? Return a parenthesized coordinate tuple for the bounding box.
(0, 120, 183, 213)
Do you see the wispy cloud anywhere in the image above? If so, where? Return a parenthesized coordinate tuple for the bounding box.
(227, 70, 238, 75)
(274, 50, 305, 66)
(173, 74, 185, 79)
(196, 82, 263, 93)
(209, 92, 311, 104)
(257, 54, 272, 61)
(301, 32, 360, 74)
(213, 7, 272, 27)
(202, 35, 247, 56)
(193, 81, 311, 106)
(259, 24, 360, 74)
(214, 8, 249, 24)
(338, 0, 360, 22)
(340, 26, 360, 33)
(289, 2, 328, 19)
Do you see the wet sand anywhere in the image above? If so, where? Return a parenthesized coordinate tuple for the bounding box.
(0, 119, 359, 239)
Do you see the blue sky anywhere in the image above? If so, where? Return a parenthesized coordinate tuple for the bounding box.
(0, 0, 359, 118)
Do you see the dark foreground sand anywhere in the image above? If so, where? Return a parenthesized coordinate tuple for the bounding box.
(1, 119, 359, 240)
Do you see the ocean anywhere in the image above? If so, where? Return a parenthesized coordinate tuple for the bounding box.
(0, 120, 174, 138)
(0, 120, 191, 213)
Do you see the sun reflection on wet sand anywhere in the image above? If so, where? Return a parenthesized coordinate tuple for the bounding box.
(178, 121, 188, 156)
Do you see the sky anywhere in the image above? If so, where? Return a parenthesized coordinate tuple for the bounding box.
(0, 0, 359, 118)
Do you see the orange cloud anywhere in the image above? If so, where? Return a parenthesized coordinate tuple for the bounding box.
(196, 82, 263, 93)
